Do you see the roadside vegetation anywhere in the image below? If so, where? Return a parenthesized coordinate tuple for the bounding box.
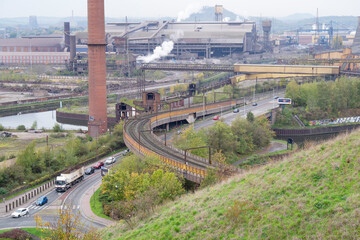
(101, 129, 360, 239)
(97, 155, 184, 227)
(0, 122, 125, 196)
(172, 115, 274, 165)
(275, 77, 360, 128)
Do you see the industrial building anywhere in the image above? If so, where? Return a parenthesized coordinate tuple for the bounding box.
(0, 23, 70, 65)
(105, 20, 258, 59)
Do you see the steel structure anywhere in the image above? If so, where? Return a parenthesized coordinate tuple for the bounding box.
(140, 63, 234, 72)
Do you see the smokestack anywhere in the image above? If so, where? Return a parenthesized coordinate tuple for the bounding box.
(262, 20, 272, 51)
(70, 35, 76, 61)
(87, 0, 107, 137)
(64, 22, 70, 51)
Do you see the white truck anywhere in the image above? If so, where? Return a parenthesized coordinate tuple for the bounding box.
(55, 167, 85, 192)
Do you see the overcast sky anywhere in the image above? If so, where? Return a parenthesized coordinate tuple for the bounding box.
(0, 0, 359, 19)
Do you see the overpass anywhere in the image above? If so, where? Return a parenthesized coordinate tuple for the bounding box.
(140, 63, 340, 82)
(123, 99, 241, 183)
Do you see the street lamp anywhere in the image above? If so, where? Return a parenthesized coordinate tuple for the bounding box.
(111, 184, 119, 218)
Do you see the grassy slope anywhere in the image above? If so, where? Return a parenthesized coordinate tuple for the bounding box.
(102, 130, 360, 240)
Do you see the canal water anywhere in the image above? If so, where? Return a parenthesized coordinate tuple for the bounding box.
(0, 110, 87, 130)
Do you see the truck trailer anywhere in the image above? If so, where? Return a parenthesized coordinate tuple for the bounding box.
(55, 167, 85, 192)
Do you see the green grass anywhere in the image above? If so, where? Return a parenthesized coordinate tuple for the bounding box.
(100, 129, 360, 239)
(90, 188, 113, 220)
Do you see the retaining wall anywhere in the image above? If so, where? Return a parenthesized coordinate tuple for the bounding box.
(0, 180, 55, 215)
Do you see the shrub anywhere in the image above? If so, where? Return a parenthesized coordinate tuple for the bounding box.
(0, 155, 5, 162)
(0, 187, 7, 195)
(53, 123, 63, 132)
(0, 123, 4, 131)
(30, 121, 37, 130)
(0, 228, 33, 240)
(16, 125, 26, 131)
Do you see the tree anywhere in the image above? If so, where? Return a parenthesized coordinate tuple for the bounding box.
(31, 121, 38, 130)
(206, 121, 235, 153)
(35, 205, 100, 240)
(246, 111, 255, 122)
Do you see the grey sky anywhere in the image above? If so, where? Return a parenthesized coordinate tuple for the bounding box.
(0, 0, 359, 19)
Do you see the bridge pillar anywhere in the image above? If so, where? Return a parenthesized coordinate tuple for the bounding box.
(166, 123, 170, 131)
(186, 113, 196, 124)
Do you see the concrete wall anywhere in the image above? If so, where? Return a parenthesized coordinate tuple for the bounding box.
(0, 180, 55, 215)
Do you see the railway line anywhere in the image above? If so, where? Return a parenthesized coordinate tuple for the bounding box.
(124, 113, 209, 183)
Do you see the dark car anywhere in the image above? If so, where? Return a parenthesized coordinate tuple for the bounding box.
(93, 161, 104, 169)
(252, 102, 258, 106)
(85, 167, 95, 175)
(36, 196, 48, 206)
(233, 108, 239, 113)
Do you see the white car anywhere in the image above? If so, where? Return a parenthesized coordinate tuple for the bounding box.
(11, 208, 29, 218)
(105, 157, 116, 165)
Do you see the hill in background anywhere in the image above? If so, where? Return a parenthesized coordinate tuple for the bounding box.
(101, 129, 360, 239)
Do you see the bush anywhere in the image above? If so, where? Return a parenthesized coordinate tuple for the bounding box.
(0, 187, 7, 195)
(30, 121, 37, 130)
(0, 123, 4, 131)
(16, 125, 26, 131)
(0, 155, 5, 162)
(0, 228, 33, 240)
(50, 133, 66, 138)
(53, 123, 63, 132)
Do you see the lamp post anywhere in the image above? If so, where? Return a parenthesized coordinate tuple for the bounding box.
(111, 184, 119, 218)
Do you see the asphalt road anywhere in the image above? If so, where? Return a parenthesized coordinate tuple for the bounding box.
(161, 92, 284, 141)
(0, 93, 283, 230)
(0, 153, 125, 230)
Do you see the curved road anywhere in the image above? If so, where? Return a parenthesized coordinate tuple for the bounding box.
(0, 92, 283, 230)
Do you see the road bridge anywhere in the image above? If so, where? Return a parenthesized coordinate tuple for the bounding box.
(140, 63, 340, 82)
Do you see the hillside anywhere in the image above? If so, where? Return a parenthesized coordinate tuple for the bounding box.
(101, 130, 360, 239)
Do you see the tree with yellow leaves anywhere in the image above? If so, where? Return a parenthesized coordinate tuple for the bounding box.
(35, 205, 100, 240)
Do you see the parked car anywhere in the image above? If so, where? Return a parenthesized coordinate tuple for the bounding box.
(93, 161, 104, 169)
(85, 167, 95, 175)
(233, 108, 239, 113)
(105, 157, 116, 165)
(11, 208, 29, 218)
(274, 96, 279, 99)
(35, 196, 48, 206)
(213, 115, 220, 120)
(252, 102, 258, 106)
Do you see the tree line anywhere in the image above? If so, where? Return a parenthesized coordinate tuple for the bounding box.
(285, 77, 360, 118)
(0, 123, 125, 195)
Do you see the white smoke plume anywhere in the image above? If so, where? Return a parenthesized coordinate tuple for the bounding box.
(137, 41, 174, 63)
(177, 3, 204, 22)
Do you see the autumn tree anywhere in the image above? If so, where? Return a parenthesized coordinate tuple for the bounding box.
(35, 205, 101, 240)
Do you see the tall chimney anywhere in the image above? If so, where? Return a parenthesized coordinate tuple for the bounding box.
(87, 0, 107, 137)
(64, 22, 70, 51)
(70, 35, 76, 61)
